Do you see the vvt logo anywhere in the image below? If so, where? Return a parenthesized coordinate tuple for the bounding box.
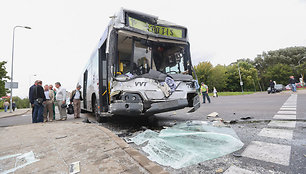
(135, 82, 147, 87)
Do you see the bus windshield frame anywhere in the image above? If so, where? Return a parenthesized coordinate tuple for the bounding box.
(116, 32, 191, 77)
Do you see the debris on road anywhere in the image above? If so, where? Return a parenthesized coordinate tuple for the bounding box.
(215, 168, 224, 173)
(229, 119, 238, 124)
(240, 116, 253, 120)
(233, 153, 242, 158)
(55, 135, 67, 139)
(69, 161, 80, 174)
(82, 118, 91, 123)
(130, 120, 244, 169)
(207, 112, 218, 117)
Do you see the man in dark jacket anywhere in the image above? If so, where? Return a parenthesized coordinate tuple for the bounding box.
(269, 80, 275, 94)
(32, 80, 46, 123)
(29, 80, 38, 122)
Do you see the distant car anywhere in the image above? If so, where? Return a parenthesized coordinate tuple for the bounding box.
(268, 84, 285, 94)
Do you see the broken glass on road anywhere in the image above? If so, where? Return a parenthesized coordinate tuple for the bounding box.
(130, 121, 244, 169)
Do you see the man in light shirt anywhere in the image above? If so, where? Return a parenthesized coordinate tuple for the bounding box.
(70, 84, 83, 118)
(43, 84, 54, 122)
(55, 82, 67, 121)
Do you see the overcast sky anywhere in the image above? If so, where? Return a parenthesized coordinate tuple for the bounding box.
(1, 0, 306, 98)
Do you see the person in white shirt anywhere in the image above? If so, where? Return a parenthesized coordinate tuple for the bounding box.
(43, 85, 54, 122)
(55, 82, 67, 121)
(70, 85, 83, 118)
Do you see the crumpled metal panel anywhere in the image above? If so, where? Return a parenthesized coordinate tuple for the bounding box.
(131, 121, 244, 169)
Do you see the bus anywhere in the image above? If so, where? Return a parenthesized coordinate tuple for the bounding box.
(78, 8, 200, 122)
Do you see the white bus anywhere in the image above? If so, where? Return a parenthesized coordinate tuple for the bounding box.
(78, 9, 200, 122)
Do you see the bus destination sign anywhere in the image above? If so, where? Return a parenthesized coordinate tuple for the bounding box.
(128, 17, 184, 39)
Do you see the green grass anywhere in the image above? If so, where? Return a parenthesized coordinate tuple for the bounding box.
(0, 109, 4, 112)
(207, 91, 255, 96)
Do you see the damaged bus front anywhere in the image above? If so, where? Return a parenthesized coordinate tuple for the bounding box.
(79, 9, 200, 121)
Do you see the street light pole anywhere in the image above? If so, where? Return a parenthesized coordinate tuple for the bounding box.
(238, 62, 244, 93)
(9, 26, 31, 113)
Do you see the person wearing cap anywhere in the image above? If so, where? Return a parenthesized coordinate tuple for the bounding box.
(70, 84, 83, 118)
(55, 82, 67, 121)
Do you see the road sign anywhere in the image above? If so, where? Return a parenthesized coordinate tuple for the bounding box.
(240, 82, 243, 86)
(5, 82, 18, 89)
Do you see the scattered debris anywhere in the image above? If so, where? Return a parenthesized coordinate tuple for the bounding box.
(212, 120, 226, 127)
(229, 120, 238, 124)
(82, 118, 91, 123)
(207, 112, 218, 117)
(123, 137, 133, 144)
(240, 116, 253, 120)
(233, 153, 242, 157)
(212, 118, 224, 122)
(140, 126, 148, 131)
(69, 161, 80, 174)
(55, 135, 67, 139)
(304, 154, 306, 157)
(215, 168, 224, 173)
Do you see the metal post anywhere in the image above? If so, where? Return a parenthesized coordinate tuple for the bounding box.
(10, 26, 31, 113)
(238, 62, 243, 93)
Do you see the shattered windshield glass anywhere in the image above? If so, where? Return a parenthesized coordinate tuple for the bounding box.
(130, 121, 244, 169)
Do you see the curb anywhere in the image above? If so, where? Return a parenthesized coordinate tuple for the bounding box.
(0, 109, 30, 119)
(96, 126, 169, 174)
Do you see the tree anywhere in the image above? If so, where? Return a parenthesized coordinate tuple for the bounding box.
(194, 61, 213, 85)
(263, 64, 294, 87)
(0, 61, 10, 97)
(207, 65, 228, 91)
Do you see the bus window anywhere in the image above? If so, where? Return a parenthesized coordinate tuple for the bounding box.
(117, 35, 133, 75)
(132, 41, 152, 75)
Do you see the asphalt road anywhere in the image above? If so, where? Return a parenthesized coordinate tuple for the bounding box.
(1, 91, 305, 173)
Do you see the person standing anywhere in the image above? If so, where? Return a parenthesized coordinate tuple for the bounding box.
(289, 76, 297, 92)
(43, 85, 54, 122)
(32, 80, 46, 123)
(70, 85, 83, 119)
(201, 82, 211, 103)
(29, 80, 38, 119)
(269, 80, 275, 94)
(213, 87, 218, 97)
(49, 85, 56, 120)
(3, 101, 9, 112)
(12, 102, 16, 111)
(55, 82, 67, 121)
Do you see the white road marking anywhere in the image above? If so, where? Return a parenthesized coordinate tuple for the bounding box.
(223, 165, 257, 174)
(258, 128, 293, 140)
(277, 111, 296, 115)
(281, 105, 296, 108)
(268, 120, 296, 128)
(273, 115, 296, 120)
(280, 108, 296, 111)
(242, 141, 291, 166)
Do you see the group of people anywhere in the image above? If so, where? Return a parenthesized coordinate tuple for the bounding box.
(29, 80, 83, 123)
(2, 101, 16, 112)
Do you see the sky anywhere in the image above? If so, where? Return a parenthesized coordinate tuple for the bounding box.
(1, 0, 306, 98)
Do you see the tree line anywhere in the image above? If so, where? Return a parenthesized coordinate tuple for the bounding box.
(194, 46, 306, 92)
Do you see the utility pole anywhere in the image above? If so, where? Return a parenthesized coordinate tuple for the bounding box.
(10, 26, 31, 113)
